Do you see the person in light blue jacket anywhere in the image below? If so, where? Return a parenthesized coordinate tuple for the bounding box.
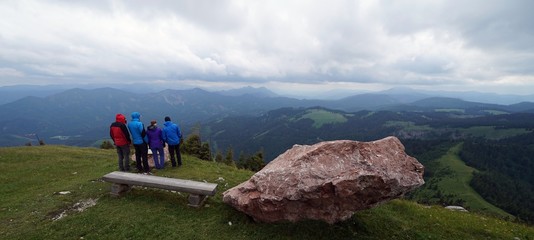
(162, 116, 182, 167)
(127, 112, 150, 174)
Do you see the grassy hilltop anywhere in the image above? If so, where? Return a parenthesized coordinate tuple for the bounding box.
(1, 145, 533, 240)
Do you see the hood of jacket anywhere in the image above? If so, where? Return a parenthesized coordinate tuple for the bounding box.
(131, 112, 141, 121)
(116, 114, 126, 124)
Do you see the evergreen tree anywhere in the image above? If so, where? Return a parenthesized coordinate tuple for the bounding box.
(175, 126, 215, 161)
(199, 142, 211, 161)
(224, 147, 236, 167)
(243, 150, 265, 171)
(182, 134, 202, 156)
(237, 151, 246, 169)
(215, 150, 223, 163)
(100, 140, 114, 149)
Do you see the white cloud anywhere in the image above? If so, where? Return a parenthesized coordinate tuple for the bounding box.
(0, 0, 533, 95)
(0, 68, 25, 77)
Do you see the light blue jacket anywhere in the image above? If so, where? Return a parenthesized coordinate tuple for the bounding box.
(127, 112, 148, 145)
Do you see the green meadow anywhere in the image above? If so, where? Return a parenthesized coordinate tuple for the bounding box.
(433, 143, 514, 219)
(295, 109, 348, 128)
(1, 145, 533, 239)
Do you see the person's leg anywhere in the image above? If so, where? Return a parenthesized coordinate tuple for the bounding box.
(151, 148, 159, 169)
(158, 147, 165, 169)
(141, 143, 150, 172)
(176, 144, 182, 166)
(156, 147, 165, 169)
(116, 146, 125, 171)
(168, 144, 177, 167)
(134, 144, 143, 172)
(123, 146, 130, 172)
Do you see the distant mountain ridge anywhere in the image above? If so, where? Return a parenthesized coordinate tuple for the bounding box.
(0, 86, 533, 147)
(216, 86, 279, 98)
(2, 84, 534, 105)
(0, 87, 307, 146)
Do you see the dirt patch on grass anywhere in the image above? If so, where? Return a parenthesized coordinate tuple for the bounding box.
(49, 198, 98, 221)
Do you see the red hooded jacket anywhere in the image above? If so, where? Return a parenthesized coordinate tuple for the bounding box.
(109, 114, 131, 146)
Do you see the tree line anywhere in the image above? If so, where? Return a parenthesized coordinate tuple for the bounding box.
(459, 134, 534, 223)
(182, 132, 266, 171)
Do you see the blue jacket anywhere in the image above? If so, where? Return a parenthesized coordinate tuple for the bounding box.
(127, 112, 148, 145)
(162, 120, 182, 145)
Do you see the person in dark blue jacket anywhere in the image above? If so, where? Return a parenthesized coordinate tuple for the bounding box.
(147, 120, 165, 169)
(127, 112, 150, 174)
(162, 116, 182, 167)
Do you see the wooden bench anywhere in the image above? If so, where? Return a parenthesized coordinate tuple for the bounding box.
(102, 171, 217, 207)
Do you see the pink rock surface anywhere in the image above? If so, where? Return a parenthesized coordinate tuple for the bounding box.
(223, 136, 424, 224)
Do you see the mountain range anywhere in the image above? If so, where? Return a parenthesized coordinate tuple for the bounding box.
(3, 84, 534, 105)
(0, 86, 533, 147)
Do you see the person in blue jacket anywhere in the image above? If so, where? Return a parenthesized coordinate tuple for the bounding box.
(127, 112, 150, 174)
(162, 116, 182, 167)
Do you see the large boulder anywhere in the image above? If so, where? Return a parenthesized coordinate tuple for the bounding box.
(223, 136, 424, 224)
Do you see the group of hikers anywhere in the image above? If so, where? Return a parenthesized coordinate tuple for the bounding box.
(109, 112, 183, 174)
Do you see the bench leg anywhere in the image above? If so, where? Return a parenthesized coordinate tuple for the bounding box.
(110, 183, 131, 197)
(188, 194, 207, 207)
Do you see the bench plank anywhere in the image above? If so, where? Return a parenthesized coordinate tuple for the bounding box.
(102, 171, 217, 207)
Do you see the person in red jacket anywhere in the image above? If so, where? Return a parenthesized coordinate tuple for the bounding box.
(109, 113, 132, 172)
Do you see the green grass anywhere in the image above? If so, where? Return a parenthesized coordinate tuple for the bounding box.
(295, 109, 347, 128)
(425, 143, 514, 219)
(1, 145, 533, 239)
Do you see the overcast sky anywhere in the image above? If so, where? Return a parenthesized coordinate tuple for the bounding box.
(1, 0, 533, 96)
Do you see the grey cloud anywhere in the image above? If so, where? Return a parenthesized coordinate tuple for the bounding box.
(1, 0, 533, 94)
(455, 1, 534, 51)
(379, 0, 534, 51)
(394, 56, 452, 75)
(118, 0, 246, 32)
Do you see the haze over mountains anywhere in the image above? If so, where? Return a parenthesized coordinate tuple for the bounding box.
(2, 84, 534, 105)
(0, 85, 533, 148)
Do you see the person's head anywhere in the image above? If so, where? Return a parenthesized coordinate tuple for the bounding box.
(150, 120, 157, 126)
(131, 112, 141, 120)
(164, 116, 171, 122)
(116, 113, 126, 124)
